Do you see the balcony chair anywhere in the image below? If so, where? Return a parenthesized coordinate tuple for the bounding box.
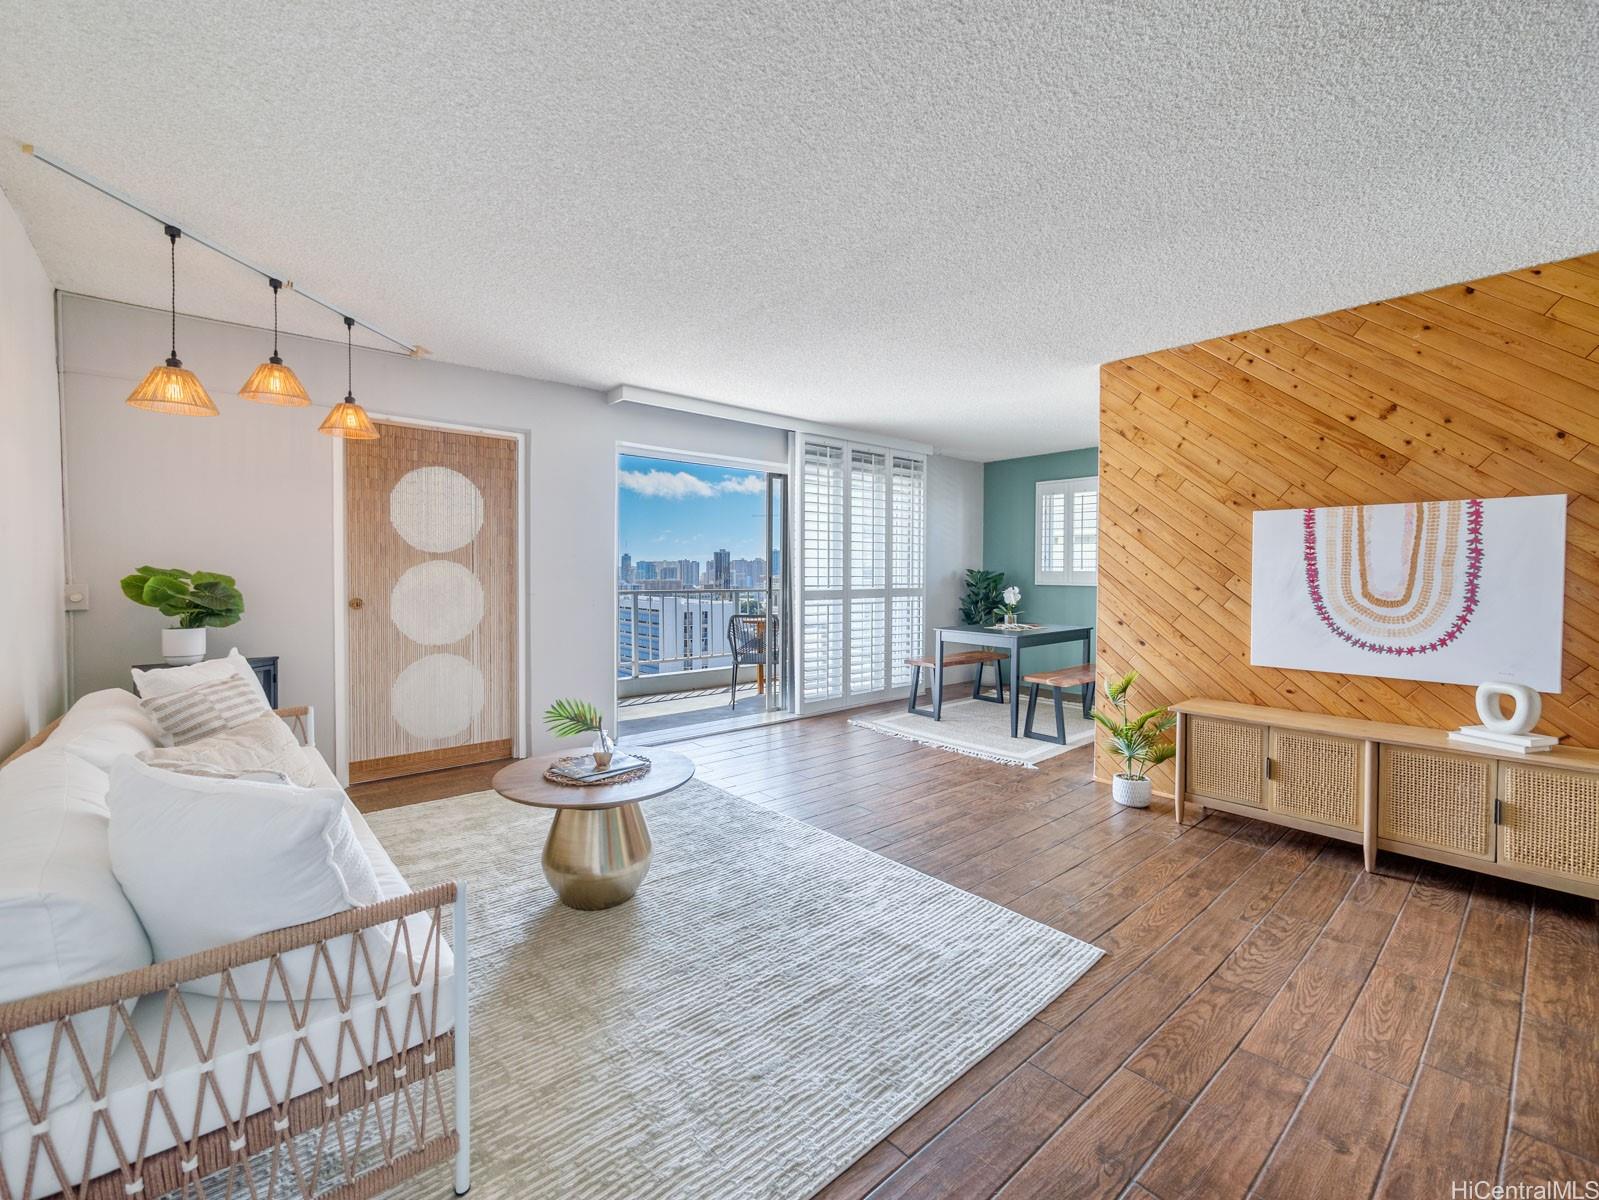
(728, 614, 770, 708)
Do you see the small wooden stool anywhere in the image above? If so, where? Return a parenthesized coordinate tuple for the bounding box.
(1023, 665, 1096, 744)
(904, 650, 1009, 718)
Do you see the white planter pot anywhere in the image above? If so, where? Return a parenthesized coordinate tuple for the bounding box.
(1113, 773, 1153, 808)
(161, 627, 207, 666)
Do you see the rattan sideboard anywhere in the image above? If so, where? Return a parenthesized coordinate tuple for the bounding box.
(1173, 699, 1599, 898)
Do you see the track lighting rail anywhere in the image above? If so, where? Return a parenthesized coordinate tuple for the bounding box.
(20, 142, 424, 357)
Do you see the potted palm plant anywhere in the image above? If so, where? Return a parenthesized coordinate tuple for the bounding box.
(120, 566, 245, 664)
(544, 698, 616, 768)
(1093, 670, 1176, 808)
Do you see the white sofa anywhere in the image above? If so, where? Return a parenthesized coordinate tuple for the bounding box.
(0, 690, 469, 1200)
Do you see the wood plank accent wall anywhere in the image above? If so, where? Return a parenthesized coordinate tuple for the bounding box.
(1096, 250, 1599, 790)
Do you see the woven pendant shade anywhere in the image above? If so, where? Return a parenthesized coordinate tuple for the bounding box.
(239, 358, 311, 406)
(126, 360, 219, 416)
(319, 397, 379, 440)
(319, 314, 380, 440)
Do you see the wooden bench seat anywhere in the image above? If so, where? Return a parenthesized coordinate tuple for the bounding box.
(904, 649, 1007, 669)
(905, 650, 1009, 717)
(1023, 664, 1097, 744)
(1023, 665, 1094, 688)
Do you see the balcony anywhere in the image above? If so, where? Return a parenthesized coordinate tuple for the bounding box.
(616, 586, 780, 740)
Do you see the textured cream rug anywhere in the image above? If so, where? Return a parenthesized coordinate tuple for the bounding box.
(369, 782, 1100, 1199)
(851, 697, 1096, 766)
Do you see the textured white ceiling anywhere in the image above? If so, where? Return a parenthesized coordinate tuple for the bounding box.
(1, 1, 1595, 460)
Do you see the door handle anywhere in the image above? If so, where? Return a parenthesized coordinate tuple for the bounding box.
(348, 597, 365, 610)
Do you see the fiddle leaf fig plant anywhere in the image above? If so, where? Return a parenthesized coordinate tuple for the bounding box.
(120, 566, 245, 629)
(959, 568, 1006, 626)
(1092, 670, 1176, 781)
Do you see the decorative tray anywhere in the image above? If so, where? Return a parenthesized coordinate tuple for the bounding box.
(543, 753, 652, 787)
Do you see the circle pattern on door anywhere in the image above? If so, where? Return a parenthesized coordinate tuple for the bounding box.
(389, 466, 485, 552)
(391, 560, 485, 646)
(390, 653, 486, 739)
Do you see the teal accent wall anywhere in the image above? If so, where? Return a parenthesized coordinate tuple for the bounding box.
(982, 446, 1099, 673)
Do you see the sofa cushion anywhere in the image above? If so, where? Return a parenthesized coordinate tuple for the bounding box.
(137, 713, 316, 786)
(44, 688, 164, 772)
(107, 758, 388, 998)
(0, 747, 154, 1117)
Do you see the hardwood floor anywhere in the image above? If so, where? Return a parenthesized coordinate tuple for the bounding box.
(349, 705, 1599, 1198)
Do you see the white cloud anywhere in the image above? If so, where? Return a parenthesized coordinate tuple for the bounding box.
(619, 469, 766, 499)
(619, 470, 717, 499)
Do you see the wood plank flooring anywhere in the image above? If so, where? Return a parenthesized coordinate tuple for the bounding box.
(349, 706, 1599, 1199)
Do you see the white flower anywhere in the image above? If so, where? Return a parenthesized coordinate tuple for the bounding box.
(1003, 586, 1021, 606)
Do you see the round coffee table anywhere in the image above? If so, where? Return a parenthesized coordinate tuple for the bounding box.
(490, 747, 695, 910)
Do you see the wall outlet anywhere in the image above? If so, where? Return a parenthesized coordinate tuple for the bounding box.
(64, 583, 89, 611)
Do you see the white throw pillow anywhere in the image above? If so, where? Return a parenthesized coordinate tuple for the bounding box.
(45, 688, 166, 772)
(131, 648, 271, 709)
(0, 748, 153, 1121)
(107, 758, 388, 998)
(139, 676, 269, 746)
(137, 713, 316, 786)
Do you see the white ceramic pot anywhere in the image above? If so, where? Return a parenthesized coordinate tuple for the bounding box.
(1113, 773, 1153, 808)
(161, 627, 206, 665)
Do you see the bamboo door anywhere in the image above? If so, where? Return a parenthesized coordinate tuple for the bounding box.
(345, 421, 517, 782)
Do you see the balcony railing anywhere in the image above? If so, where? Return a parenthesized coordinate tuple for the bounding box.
(617, 586, 774, 680)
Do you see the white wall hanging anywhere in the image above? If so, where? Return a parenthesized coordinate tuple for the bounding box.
(1250, 494, 1566, 692)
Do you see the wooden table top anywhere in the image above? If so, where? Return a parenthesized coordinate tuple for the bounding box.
(491, 746, 696, 810)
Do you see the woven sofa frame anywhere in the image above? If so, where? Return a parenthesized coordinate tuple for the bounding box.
(0, 882, 471, 1200)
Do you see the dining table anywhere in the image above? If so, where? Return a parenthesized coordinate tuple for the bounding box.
(931, 623, 1094, 738)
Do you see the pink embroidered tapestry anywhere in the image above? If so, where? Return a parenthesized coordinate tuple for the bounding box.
(1250, 494, 1566, 691)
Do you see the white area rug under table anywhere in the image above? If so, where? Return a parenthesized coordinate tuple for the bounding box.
(369, 782, 1101, 1199)
(850, 697, 1096, 767)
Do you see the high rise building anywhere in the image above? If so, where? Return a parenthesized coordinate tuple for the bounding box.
(619, 553, 633, 584)
(712, 548, 731, 587)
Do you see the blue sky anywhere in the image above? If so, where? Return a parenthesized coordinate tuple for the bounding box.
(617, 454, 768, 562)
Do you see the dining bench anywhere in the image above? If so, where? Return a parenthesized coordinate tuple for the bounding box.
(905, 650, 1008, 718)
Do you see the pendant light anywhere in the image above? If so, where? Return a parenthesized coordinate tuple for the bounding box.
(238, 278, 310, 406)
(318, 316, 380, 440)
(126, 226, 219, 416)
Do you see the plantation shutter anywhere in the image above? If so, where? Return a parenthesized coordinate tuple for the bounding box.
(1036, 476, 1098, 586)
(797, 437, 926, 711)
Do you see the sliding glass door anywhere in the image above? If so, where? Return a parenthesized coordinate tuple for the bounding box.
(797, 437, 926, 712)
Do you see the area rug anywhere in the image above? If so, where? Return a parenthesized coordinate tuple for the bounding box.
(850, 697, 1095, 766)
(367, 782, 1101, 1199)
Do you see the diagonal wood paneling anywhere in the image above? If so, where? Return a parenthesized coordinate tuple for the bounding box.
(1097, 251, 1599, 790)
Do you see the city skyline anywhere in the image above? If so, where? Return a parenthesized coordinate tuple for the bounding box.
(618, 453, 768, 563)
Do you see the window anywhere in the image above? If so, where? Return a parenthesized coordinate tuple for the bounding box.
(798, 438, 926, 706)
(1036, 476, 1098, 586)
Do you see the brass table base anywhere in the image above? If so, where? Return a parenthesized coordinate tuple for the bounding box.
(541, 802, 653, 910)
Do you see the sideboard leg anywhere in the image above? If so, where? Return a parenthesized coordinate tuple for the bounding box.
(1361, 739, 1378, 872)
(1172, 713, 1186, 825)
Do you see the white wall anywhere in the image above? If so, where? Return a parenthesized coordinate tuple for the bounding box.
(61, 295, 979, 765)
(927, 455, 985, 630)
(0, 188, 66, 756)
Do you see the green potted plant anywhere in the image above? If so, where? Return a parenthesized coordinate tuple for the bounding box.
(544, 698, 616, 768)
(120, 566, 245, 664)
(959, 568, 1006, 626)
(1092, 670, 1176, 808)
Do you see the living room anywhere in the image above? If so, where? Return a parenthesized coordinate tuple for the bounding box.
(2, 5, 1596, 1199)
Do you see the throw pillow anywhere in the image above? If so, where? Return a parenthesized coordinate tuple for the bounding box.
(137, 712, 316, 786)
(139, 675, 269, 746)
(107, 758, 388, 998)
(131, 648, 272, 709)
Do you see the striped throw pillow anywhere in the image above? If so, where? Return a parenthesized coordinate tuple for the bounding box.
(140, 676, 270, 746)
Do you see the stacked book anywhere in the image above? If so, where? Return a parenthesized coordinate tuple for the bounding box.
(549, 752, 649, 783)
(1447, 725, 1558, 755)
